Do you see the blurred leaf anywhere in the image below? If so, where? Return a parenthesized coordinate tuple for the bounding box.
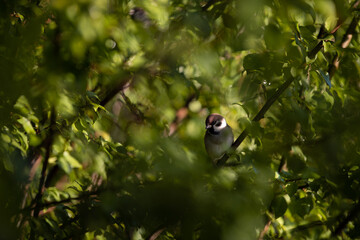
(58, 151, 82, 174)
(222, 13, 237, 29)
(14, 95, 32, 116)
(29, 134, 42, 147)
(264, 24, 285, 50)
(185, 12, 211, 38)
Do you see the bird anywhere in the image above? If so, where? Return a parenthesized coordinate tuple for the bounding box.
(129, 7, 152, 28)
(204, 113, 234, 164)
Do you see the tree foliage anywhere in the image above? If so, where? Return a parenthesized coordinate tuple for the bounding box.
(1, 0, 360, 239)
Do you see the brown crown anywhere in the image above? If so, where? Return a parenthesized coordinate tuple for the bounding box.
(205, 113, 224, 125)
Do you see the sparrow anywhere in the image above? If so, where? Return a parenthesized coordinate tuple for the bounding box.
(129, 7, 152, 28)
(204, 113, 234, 163)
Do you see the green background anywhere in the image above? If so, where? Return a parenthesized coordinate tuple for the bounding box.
(1, 0, 360, 239)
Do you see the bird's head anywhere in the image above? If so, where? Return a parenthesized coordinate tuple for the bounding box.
(205, 113, 227, 133)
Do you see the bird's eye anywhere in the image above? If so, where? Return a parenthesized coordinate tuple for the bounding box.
(215, 121, 222, 127)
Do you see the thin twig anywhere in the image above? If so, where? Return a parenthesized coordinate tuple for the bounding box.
(258, 220, 271, 240)
(146, 227, 166, 240)
(354, 0, 360, 8)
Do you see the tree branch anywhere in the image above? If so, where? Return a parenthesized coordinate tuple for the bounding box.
(217, 8, 360, 167)
(307, 11, 355, 62)
(306, 21, 344, 61)
(32, 107, 56, 218)
(100, 77, 132, 107)
(340, 15, 359, 48)
(307, 41, 324, 59)
(216, 77, 295, 166)
(29, 107, 56, 239)
(120, 91, 145, 122)
(333, 201, 360, 236)
(277, 156, 286, 173)
(21, 188, 103, 214)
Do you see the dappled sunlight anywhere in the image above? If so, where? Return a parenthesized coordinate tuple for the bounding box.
(1, 0, 360, 239)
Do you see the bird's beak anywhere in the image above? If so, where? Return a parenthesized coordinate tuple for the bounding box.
(205, 125, 212, 129)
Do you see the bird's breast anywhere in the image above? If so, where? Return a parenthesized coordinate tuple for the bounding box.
(204, 126, 234, 160)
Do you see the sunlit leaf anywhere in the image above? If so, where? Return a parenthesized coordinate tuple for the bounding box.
(17, 117, 36, 135)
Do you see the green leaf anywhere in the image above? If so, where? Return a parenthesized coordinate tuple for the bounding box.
(264, 24, 285, 50)
(323, 91, 334, 107)
(86, 91, 100, 101)
(1, 133, 11, 143)
(13, 129, 29, 153)
(286, 182, 298, 197)
(17, 117, 36, 135)
(2, 1, 360, 238)
(243, 53, 265, 71)
(29, 134, 42, 147)
(271, 196, 288, 219)
(291, 196, 313, 218)
(186, 12, 211, 38)
(233, 103, 250, 118)
(294, 32, 307, 60)
(14, 95, 32, 115)
(43, 187, 62, 202)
